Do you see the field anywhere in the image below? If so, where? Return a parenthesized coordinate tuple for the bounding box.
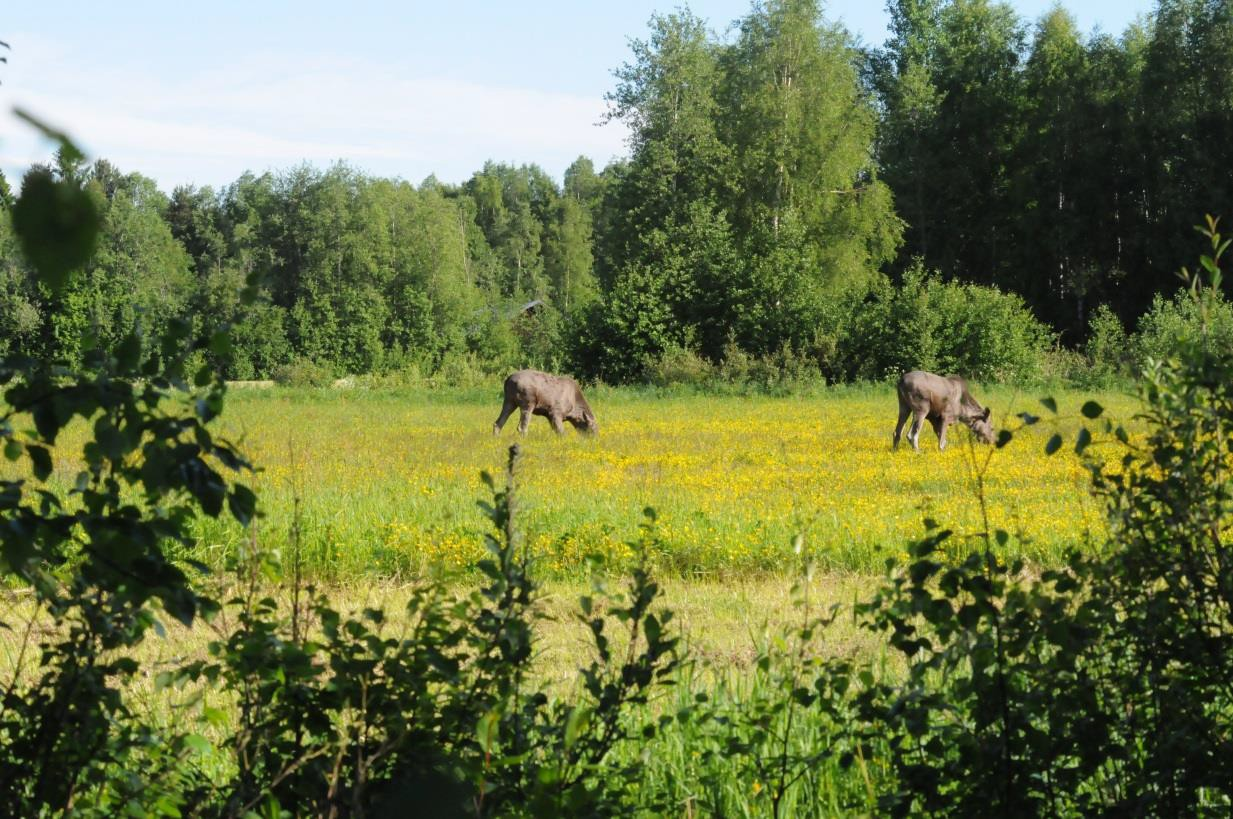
(169, 382, 1135, 581)
(1, 381, 1153, 814)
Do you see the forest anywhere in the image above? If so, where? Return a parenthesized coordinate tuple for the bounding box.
(8, 1, 1233, 814)
(2, 0, 1231, 387)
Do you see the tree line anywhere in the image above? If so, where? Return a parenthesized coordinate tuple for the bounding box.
(0, 0, 1229, 384)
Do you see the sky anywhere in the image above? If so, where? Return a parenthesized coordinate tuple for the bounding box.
(0, 0, 1153, 192)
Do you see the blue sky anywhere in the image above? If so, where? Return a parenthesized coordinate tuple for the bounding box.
(1, 1, 1152, 191)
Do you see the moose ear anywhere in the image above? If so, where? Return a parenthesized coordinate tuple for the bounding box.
(981, 407, 991, 421)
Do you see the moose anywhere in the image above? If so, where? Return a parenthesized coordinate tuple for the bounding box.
(893, 370, 995, 452)
(493, 370, 598, 436)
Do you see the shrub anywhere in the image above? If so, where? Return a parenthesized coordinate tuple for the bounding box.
(511, 302, 566, 373)
(643, 343, 714, 388)
(227, 300, 292, 379)
(852, 217, 1233, 815)
(270, 355, 336, 387)
(468, 307, 523, 375)
(1132, 285, 1233, 365)
(1036, 344, 1090, 386)
(642, 340, 824, 394)
(567, 264, 693, 384)
(715, 336, 755, 384)
(0, 121, 255, 813)
(1082, 302, 1132, 383)
(174, 447, 682, 816)
(726, 342, 824, 394)
(844, 265, 1054, 383)
(431, 349, 499, 388)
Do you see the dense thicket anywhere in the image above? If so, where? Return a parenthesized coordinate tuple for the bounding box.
(1, 0, 1230, 384)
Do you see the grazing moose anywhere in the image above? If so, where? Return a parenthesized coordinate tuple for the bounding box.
(493, 370, 598, 436)
(893, 370, 994, 452)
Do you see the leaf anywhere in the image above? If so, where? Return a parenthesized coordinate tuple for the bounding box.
(1075, 428, 1092, 455)
(189, 465, 227, 517)
(477, 709, 501, 755)
(564, 705, 592, 749)
(1040, 397, 1058, 414)
(14, 108, 85, 162)
(115, 332, 142, 372)
(208, 330, 232, 357)
(995, 430, 1013, 448)
(202, 706, 229, 728)
(27, 445, 52, 481)
(1080, 400, 1104, 419)
(163, 588, 198, 627)
(10, 169, 99, 292)
(1045, 434, 1063, 455)
(1016, 412, 1039, 425)
(112, 657, 139, 675)
(227, 484, 257, 527)
(32, 401, 63, 443)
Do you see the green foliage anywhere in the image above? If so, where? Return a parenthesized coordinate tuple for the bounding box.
(569, 261, 693, 384)
(5, 1, 1233, 385)
(0, 117, 254, 813)
(855, 523, 1128, 815)
(8, 116, 1233, 815)
(586, 1, 901, 381)
(873, 0, 1233, 341)
(848, 218, 1233, 814)
(1081, 302, 1132, 383)
(643, 343, 715, 388)
(843, 265, 1053, 382)
(172, 447, 681, 816)
(710, 339, 825, 394)
(577, 257, 1052, 389)
(691, 564, 870, 818)
(1132, 283, 1233, 365)
(270, 355, 336, 388)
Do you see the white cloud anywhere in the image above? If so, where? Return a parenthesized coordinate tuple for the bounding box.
(0, 38, 629, 190)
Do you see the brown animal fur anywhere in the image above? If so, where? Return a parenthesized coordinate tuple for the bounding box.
(893, 370, 994, 452)
(493, 370, 598, 436)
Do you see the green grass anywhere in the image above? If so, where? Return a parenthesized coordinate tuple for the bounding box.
(5, 380, 1137, 585)
(172, 382, 1136, 581)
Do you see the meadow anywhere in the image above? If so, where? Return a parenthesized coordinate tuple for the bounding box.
(1, 380, 1182, 815)
(168, 381, 1134, 581)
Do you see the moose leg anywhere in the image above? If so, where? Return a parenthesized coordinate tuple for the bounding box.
(493, 398, 516, 436)
(907, 410, 926, 452)
(893, 402, 911, 449)
(931, 416, 948, 451)
(548, 414, 565, 434)
(517, 408, 532, 435)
